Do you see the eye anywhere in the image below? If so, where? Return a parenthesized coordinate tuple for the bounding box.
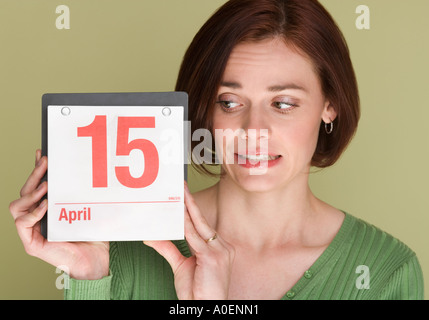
(217, 100, 242, 110)
(272, 101, 297, 112)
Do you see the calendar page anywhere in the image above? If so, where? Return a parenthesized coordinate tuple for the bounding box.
(46, 104, 184, 241)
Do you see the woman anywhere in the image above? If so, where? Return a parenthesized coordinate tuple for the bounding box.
(10, 0, 424, 300)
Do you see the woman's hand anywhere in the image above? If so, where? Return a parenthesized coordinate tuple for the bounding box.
(9, 150, 110, 280)
(144, 182, 235, 300)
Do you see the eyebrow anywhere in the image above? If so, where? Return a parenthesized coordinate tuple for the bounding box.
(220, 81, 242, 89)
(220, 81, 307, 93)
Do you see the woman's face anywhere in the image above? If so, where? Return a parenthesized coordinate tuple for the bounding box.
(212, 37, 336, 192)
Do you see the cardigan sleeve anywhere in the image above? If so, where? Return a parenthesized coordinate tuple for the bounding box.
(63, 242, 128, 300)
(63, 273, 113, 300)
(377, 255, 424, 300)
(63, 241, 182, 300)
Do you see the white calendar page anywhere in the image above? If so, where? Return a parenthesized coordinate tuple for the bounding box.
(47, 105, 184, 241)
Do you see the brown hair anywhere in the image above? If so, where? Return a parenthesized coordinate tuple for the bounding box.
(175, 0, 360, 175)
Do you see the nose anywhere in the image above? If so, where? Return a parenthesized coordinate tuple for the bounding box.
(240, 106, 271, 141)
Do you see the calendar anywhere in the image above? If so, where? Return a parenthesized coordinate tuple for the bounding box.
(41, 92, 187, 241)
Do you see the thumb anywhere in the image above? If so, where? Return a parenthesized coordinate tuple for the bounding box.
(143, 240, 186, 273)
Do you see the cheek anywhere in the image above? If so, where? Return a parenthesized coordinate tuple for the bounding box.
(213, 128, 240, 165)
(211, 123, 232, 164)
(212, 113, 241, 150)
(212, 111, 238, 131)
(279, 119, 321, 160)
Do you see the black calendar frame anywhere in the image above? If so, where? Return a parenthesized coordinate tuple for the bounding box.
(40, 92, 189, 239)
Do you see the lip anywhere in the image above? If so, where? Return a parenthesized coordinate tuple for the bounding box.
(234, 153, 282, 169)
(238, 151, 277, 156)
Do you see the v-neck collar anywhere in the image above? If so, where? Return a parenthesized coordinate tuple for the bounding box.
(172, 211, 355, 300)
(281, 211, 354, 300)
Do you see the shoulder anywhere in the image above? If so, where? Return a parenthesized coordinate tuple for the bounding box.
(108, 241, 145, 299)
(109, 240, 190, 276)
(108, 241, 189, 299)
(110, 240, 190, 264)
(342, 213, 424, 299)
(346, 214, 417, 264)
(109, 241, 148, 277)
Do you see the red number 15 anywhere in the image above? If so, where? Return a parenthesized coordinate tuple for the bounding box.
(77, 116, 159, 189)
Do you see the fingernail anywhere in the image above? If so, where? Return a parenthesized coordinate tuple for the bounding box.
(39, 199, 47, 208)
(36, 157, 44, 167)
(37, 182, 45, 190)
(184, 181, 189, 193)
(143, 241, 153, 247)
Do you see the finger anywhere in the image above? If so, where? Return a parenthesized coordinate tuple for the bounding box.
(143, 240, 186, 274)
(35, 149, 42, 166)
(15, 199, 47, 245)
(183, 206, 224, 255)
(10, 181, 48, 220)
(20, 156, 47, 197)
(184, 182, 216, 241)
(183, 207, 205, 253)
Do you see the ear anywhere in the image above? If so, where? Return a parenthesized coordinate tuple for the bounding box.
(321, 101, 337, 123)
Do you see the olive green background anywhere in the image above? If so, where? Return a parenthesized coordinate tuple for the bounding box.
(0, 0, 427, 299)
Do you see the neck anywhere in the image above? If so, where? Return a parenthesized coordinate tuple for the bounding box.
(212, 174, 321, 250)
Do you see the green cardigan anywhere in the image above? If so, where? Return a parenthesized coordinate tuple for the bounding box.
(63, 213, 424, 300)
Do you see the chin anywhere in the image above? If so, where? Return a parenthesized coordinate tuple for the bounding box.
(221, 157, 307, 193)
(223, 167, 289, 193)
